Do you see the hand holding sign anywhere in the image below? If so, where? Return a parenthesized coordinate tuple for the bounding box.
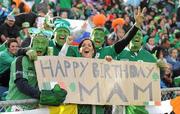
(40, 84, 67, 106)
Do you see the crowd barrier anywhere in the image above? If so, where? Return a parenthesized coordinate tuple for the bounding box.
(0, 87, 180, 114)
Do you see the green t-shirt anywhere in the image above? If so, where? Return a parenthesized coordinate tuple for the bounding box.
(19, 30, 27, 40)
(95, 45, 117, 59)
(66, 46, 81, 57)
(66, 45, 117, 59)
(0, 41, 7, 51)
(49, 39, 62, 56)
(6, 56, 38, 110)
(0, 50, 16, 74)
(116, 48, 157, 63)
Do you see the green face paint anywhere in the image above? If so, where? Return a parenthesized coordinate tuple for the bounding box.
(91, 29, 105, 48)
(32, 37, 49, 56)
(54, 28, 70, 46)
(130, 32, 143, 52)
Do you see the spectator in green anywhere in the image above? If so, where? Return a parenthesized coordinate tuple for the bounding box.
(19, 22, 30, 41)
(6, 31, 67, 111)
(49, 19, 71, 55)
(0, 38, 18, 97)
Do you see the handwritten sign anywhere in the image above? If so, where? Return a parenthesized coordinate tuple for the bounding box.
(35, 56, 161, 105)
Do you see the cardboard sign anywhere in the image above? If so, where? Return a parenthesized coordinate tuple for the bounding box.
(35, 56, 161, 105)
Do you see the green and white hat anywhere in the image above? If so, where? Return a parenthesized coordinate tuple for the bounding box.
(53, 19, 70, 34)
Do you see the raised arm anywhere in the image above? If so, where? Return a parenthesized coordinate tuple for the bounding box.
(114, 7, 145, 54)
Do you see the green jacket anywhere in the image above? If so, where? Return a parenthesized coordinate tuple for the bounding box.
(6, 56, 38, 110)
(0, 49, 16, 74)
(49, 39, 63, 56)
(116, 48, 157, 63)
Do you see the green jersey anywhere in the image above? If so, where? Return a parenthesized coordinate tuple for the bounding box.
(66, 46, 81, 57)
(49, 39, 62, 56)
(0, 50, 16, 74)
(6, 56, 38, 110)
(19, 30, 27, 40)
(66, 45, 117, 59)
(95, 45, 117, 59)
(116, 48, 157, 63)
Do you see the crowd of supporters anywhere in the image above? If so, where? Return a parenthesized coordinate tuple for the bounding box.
(0, 0, 179, 113)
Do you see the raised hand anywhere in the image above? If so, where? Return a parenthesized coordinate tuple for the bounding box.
(134, 7, 146, 28)
(66, 36, 74, 45)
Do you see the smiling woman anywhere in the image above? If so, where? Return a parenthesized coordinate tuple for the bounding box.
(78, 39, 96, 58)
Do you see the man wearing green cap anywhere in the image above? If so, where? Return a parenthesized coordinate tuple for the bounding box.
(6, 31, 67, 111)
(19, 22, 30, 41)
(16, 19, 71, 58)
(49, 19, 70, 55)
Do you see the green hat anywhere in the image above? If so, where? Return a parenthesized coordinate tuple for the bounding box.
(22, 22, 30, 28)
(29, 27, 52, 39)
(53, 19, 70, 33)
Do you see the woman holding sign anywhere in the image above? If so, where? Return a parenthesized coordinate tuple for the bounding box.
(59, 7, 146, 60)
(63, 38, 112, 114)
(58, 7, 146, 114)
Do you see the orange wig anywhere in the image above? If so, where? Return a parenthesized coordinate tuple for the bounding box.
(112, 18, 125, 32)
(92, 14, 106, 27)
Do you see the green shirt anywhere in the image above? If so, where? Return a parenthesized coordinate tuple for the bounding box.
(0, 50, 16, 74)
(49, 39, 62, 56)
(0, 42, 7, 51)
(66, 46, 81, 57)
(66, 45, 117, 59)
(19, 30, 27, 40)
(116, 48, 157, 63)
(6, 56, 38, 110)
(95, 45, 117, 59)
